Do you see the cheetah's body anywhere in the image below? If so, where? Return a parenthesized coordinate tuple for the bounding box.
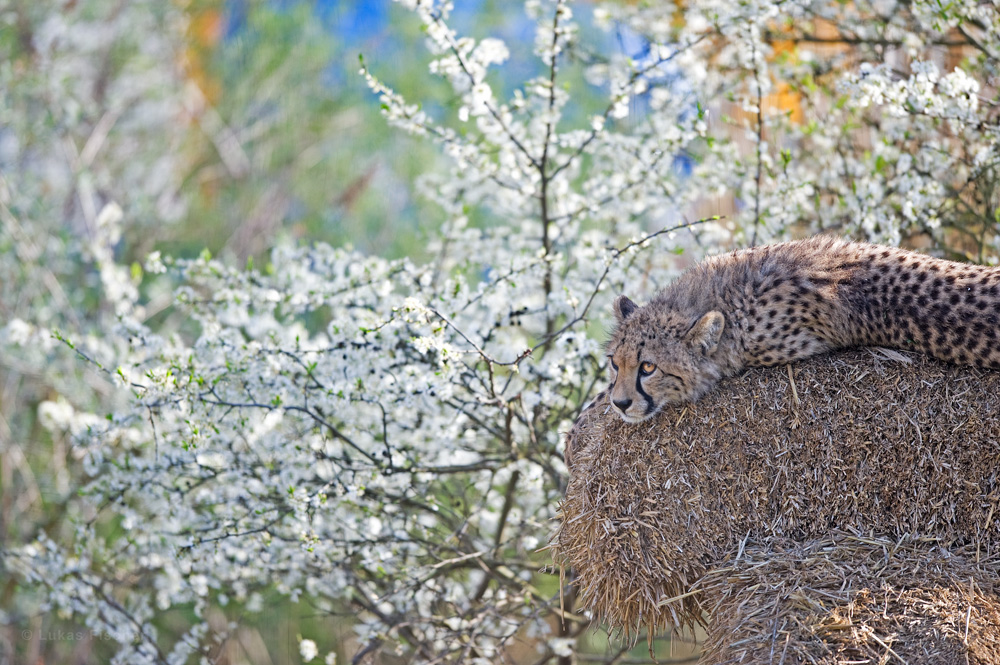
(594, 236, 1000, 429)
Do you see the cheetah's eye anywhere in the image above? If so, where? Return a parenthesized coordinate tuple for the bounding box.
(607, 355, 618, 372)
(640, 361, 656, 376)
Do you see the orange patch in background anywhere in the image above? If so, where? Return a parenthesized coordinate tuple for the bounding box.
(184, 7, 223, 104)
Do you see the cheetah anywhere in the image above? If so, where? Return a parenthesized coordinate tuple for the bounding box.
(599, 235, 1000, 426)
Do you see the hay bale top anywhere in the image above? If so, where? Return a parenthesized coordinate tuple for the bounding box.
(554, 350, 1000, 637)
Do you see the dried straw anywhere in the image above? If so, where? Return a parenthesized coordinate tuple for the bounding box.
(700, 534, 1000, 664)
(553, 349, 1000, 659)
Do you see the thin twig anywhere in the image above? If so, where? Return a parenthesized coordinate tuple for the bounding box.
(548, 33, 710, 183)
(428, 217, 720, 368)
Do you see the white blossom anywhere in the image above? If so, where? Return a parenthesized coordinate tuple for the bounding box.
(299, 638, 318, 662)
(549, 637, 574, 657)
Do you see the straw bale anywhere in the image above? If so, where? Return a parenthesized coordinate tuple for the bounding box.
(553, 349, 1000, 639)
(700, 534, 1000, 664)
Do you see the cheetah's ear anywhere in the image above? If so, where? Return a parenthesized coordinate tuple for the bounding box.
(613, 295, 638, 323)
(685, 311, 725, 355)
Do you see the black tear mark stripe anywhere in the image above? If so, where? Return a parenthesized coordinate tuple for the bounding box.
(633, 347, 655, 414)
(635, 371, 655, 415)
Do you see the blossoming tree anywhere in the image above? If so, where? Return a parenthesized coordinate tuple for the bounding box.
(2, 0, 997, 663)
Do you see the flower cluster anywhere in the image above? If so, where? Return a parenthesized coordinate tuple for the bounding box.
(847, 61, 982, 124)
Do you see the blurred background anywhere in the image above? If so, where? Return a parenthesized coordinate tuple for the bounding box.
(1, 0, 619, 265)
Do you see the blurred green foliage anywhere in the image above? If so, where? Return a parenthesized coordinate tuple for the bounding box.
(170, 0, 457, 264)
(170, 0, 613, 264)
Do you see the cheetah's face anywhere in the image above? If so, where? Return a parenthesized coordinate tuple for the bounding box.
(606, 295, 726, 422)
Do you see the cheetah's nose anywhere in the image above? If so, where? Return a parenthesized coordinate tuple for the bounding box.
(613, 398, 632, 412)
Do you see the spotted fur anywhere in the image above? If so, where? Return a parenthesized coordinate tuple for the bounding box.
(600, 236, 1000, 424)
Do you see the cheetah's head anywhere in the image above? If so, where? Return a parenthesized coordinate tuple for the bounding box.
(606, 295, 726, 423)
